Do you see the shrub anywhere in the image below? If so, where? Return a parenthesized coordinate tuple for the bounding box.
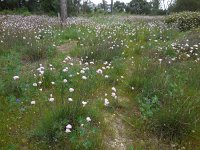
(165, 11, 200, 31)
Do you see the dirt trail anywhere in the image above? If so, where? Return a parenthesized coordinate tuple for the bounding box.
(57, 40, 78, 52)
(104, 112, 134, 150)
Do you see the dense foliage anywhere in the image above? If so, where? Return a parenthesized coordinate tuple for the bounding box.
(126, 0, 151, 14)
(165, 11, 200, 31)
(169, 0, 200, 12)
(0, 0, 80, 16)
(113, 1, 126, 12)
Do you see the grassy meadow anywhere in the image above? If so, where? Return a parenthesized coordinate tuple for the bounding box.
(0, 14, 200, 150)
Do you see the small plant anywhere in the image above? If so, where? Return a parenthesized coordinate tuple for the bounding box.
(138, 95, 160, 119)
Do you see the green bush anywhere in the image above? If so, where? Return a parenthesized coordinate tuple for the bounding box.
(165, 11, 200, 31)
(0, 8, 31, 15)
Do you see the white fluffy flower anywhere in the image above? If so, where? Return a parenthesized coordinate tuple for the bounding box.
(111, 92, 116, 97)
(49, 95, 55, 102)
(112, 87, 116, 92)
(63, 79, 68, 83)
(66, 124, 72, 129)
(86, 117, 91, 122)
(104, 98, 109, 106)
(33, 83, 37, 87)
(82, 101, 88, 107)
(80, 70, 85, 74)
(82, 76, 87, 80)
(69, 88, 74, 92)
(63, 67, 68, 72)
(65, 124, 72, 133)
(158, 59, 162, 63)
(13, 76, 19, 80)
(68, 98, 73, 102)
(31, 101, 36, 105)
(105, 75, 109, 78)
(96, 69, 103, 74)
(65, 129, 71, 133)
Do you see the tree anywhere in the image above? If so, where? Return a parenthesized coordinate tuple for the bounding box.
(111, 0, 113, 13)
(127, 0, 151, 14)
(82, 0, 93, 13)
(60, 0, 67, 22)
(151, 0, 160, 14)
(102, 0, 108, 11)
(113, 1, 126, 12)
(170, 0, 200, 12)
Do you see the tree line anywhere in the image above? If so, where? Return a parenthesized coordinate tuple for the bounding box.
(0, 0, 200, 16)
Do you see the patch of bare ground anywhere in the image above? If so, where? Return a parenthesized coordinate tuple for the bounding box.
(104, 112, 133, 150)
(57, 40, 78, 52)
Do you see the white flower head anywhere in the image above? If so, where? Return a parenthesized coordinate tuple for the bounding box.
(82, 76, 87, 80)
(66, 124, 72, 129)
(49, 95, 55, 102)
(111, 92, 116, 97)
(69, 88, 74, 92)
(105, 75, 109, 78)
(86, 117, 91, 122)
(68, 98, 73, 102)
(104, 98, 109, 106)
(63, 79, 68, 83)
(158, 59, 163, 63)
(65, 124, 72, 133)
(65, 128, 71, 133)
(31, 101, 36, 105)
(82, 101, 88, 107)
(13, 76, 19, 80)
(33, 83, 37, 87)
(112, 87, 116, 92)
(63, 67, 68, 72)
(96, 69, 103, 74)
